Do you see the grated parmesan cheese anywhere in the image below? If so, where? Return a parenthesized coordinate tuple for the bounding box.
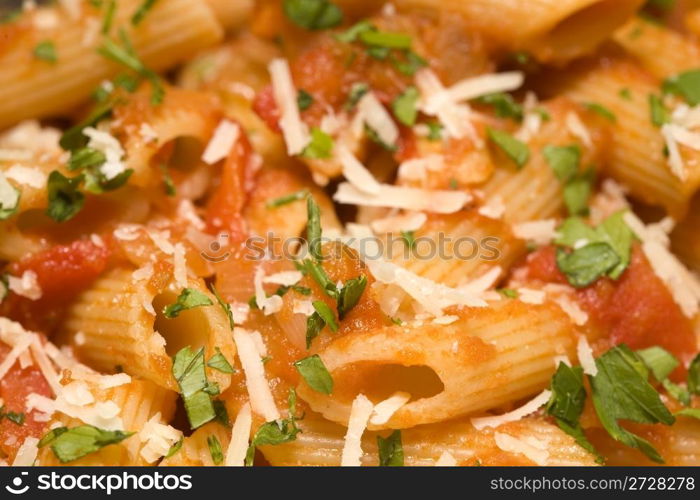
(268, 59, 310, 155)
(293, 299, 315, 317)
(577, 335, 598, 376)
(494, 432, 549, 465)
(433, 315, 459, 325)
(340, 394, 374, 466)
(4, 165, 45, 188)
(202, 120, 240, 165)
(8, 271, 42, 301)
(397, 154, 444, 182)
(565, 112, 592, 148)
(517, 287, 545, 305)
(29, 336, 61, 395)
(90, 233, 105, 248)
(177, 200, 206, 230)
(435, 451, 458, 466)
(132, 262, 154, 282)
(138, 123, 158, 144)
(233, 328, 280, 421)
(471, 389, 552, 430)
(55, 398, 124, 431)
(0, 173, 19, 214)
(334, 182, 471, 214)
(415, 69, 479, 142)
(12, 437, 39, 466)
(544, 286, 588, 326)
(262, 271, 303, 287)
(172, 243, 188, 290)
(83, 127, 126, 181)
(138, 413, 182, 463)
(0, 320, 33, 381)
(661, 123, 700, 181)
(225, 403, 252, 466)
(346, 224, 488, 316)
(478, 196, 506, 219)
(357, 92, 399, 146)
(512, 219, 558, 245)
(231, 302, 250, 325)
(370, 211, 427, 234)
(420, 70, 523, 113)
(249, 330, 268, 358)
(336, 144, 381, 195)
(113, 224, 141, 241)
(254, 266, 284, 315)
(369, 391, 411, 426)
(18, 350, 33, 369)
(26, 393, 54, 415)
(147, 229, 174, 255)
(74, 331, 86, 346)
(0, 120, 60, 153)
(61, 380, 94, 406)
(97, 373, 131, 389)
(515, 92, 543, 142)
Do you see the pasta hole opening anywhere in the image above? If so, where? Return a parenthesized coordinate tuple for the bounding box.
(156, 136, 205, 171)
(152, 289, 209, 357)
(332, 363, 444, 403)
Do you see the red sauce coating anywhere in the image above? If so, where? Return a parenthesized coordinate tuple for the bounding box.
(3, 239, 111, 332)
(0, 343, 52, 462)
(205, 124, 258, 241)
(524, 244, 696, 379)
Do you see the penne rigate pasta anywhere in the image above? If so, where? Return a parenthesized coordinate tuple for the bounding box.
(159, 422, 231, 466)
(298, 300, 576, 429)
(395, 0, 644, 63)
(37, 375, 177, 466)
(262, 413, 598, 466)
(550, 58, 700, 217)
(613, 16, 700, 79)
(64, 267, 235, 392)
(0, 0, 223, 129)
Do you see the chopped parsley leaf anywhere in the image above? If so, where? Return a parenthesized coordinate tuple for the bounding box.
(34, 41, 57, 63)
(38, 425, 133, 463)
(163, 288, 213, 319)
(377, 430, 404, 466)
(283, 0, 343, 30)
(487, 128, 530, 168)
(294, 354, 333, 394)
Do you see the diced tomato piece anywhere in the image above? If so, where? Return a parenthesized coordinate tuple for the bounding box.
(3, 239, 112, 332)
(522, 245, 696, 379)
(0, 343, 52, 462)
(205, 125, 257, 241)
(522, 245, 567, 284)
(396, 125, 419, 163)
(252, 85, 281, 133)
(10, 239, 111, 299)
(253, 35, 412, 132)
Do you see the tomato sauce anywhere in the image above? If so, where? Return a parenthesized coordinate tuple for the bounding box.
(253, 33, 412, 128)
(523, 245, 697, 379)
(0, 343, 52, 462)
(2, 239, 112, 332)
(205, 125, 258, 241)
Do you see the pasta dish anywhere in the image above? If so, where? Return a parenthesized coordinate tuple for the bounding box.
(0, 0, 699, 467)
